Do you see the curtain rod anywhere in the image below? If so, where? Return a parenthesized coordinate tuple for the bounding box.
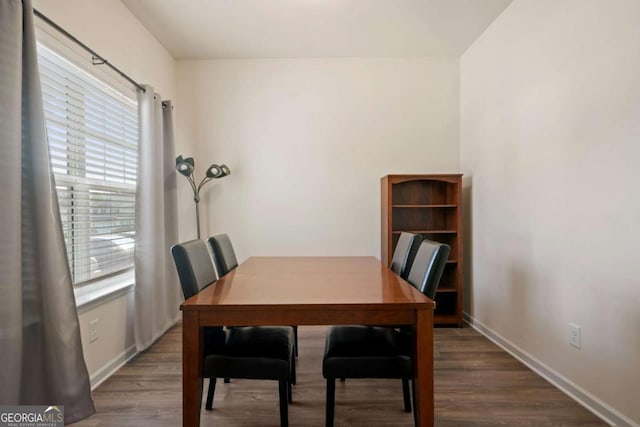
(33, 8, 146, 93)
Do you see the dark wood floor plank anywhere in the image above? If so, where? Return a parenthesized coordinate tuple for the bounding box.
(72, 324, 606, 426)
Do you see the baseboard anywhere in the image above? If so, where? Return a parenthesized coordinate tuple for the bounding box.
(89, 344, 137, 390)
(463, 312, 638, 427)
(88, 317, 180, 390)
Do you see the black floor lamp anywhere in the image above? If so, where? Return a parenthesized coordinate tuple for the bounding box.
(175, 155, 230, 239)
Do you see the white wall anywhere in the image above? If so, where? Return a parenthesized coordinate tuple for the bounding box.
(461, 0, 640, 424)
(33, 0, 179, 385)
(176, 58, 460, 258)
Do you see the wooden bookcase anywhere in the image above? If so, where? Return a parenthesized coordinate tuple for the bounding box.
(381, 174, 463, 326)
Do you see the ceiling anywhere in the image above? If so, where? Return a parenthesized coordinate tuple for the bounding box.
(121, 0, 513, 59)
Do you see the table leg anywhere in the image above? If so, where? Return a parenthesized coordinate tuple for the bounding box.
(413, 308, 434, 427)
(183, 311, 203, 427)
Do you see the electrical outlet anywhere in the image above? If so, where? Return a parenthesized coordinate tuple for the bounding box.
(89, 318, 100, 343)
(569, 323, 581, 349)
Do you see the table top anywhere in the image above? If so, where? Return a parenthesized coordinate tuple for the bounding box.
(181, 256, 434, 311)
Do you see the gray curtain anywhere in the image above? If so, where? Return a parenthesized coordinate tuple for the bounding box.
(134, 88, 181, 351)
(0, 0, 95, 423)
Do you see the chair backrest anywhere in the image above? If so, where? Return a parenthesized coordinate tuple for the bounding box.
(171, 239, 217, 300)
(207, 233, 239, 277)
(390, 232, 423, 279)
(406, 239, 451, 299)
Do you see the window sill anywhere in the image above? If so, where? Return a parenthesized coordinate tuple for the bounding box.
(74, 270, 135, 314)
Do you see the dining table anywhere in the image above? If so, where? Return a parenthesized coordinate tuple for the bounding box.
(180, 256, 435, 426)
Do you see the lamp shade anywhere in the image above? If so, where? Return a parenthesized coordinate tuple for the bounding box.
(176, 155, 194, 177)
(205, 164, 223, 178)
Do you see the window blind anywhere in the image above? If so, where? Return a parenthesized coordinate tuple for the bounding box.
(38, 44, 138, 285)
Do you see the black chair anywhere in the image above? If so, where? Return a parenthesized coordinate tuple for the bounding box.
(208, 233, 299, 357)
(171, 239, 296, 426)
(390, 232, 423, 280)
(405, 239, 450, 299)
(207, 233, 238, 276)
(322, 239, 451, 427)
(207, 233, 242, 382)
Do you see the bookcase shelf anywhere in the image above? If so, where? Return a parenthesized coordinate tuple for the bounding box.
(391, 204, 457, 208)
(381, 174, 463, 326)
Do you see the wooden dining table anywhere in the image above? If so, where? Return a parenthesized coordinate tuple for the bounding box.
(180, 256, 435, 426)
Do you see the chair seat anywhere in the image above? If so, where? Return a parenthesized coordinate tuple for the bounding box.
(205, 326, 294, 380)
(323, 326, 412, 379)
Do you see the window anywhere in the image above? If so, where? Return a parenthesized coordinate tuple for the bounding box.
(37, 44, 138, 285)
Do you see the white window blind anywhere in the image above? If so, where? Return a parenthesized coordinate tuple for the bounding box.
(37, 44, 138, 285)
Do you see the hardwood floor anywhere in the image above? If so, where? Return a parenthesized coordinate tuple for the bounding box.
(73, 324, 606, 426)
